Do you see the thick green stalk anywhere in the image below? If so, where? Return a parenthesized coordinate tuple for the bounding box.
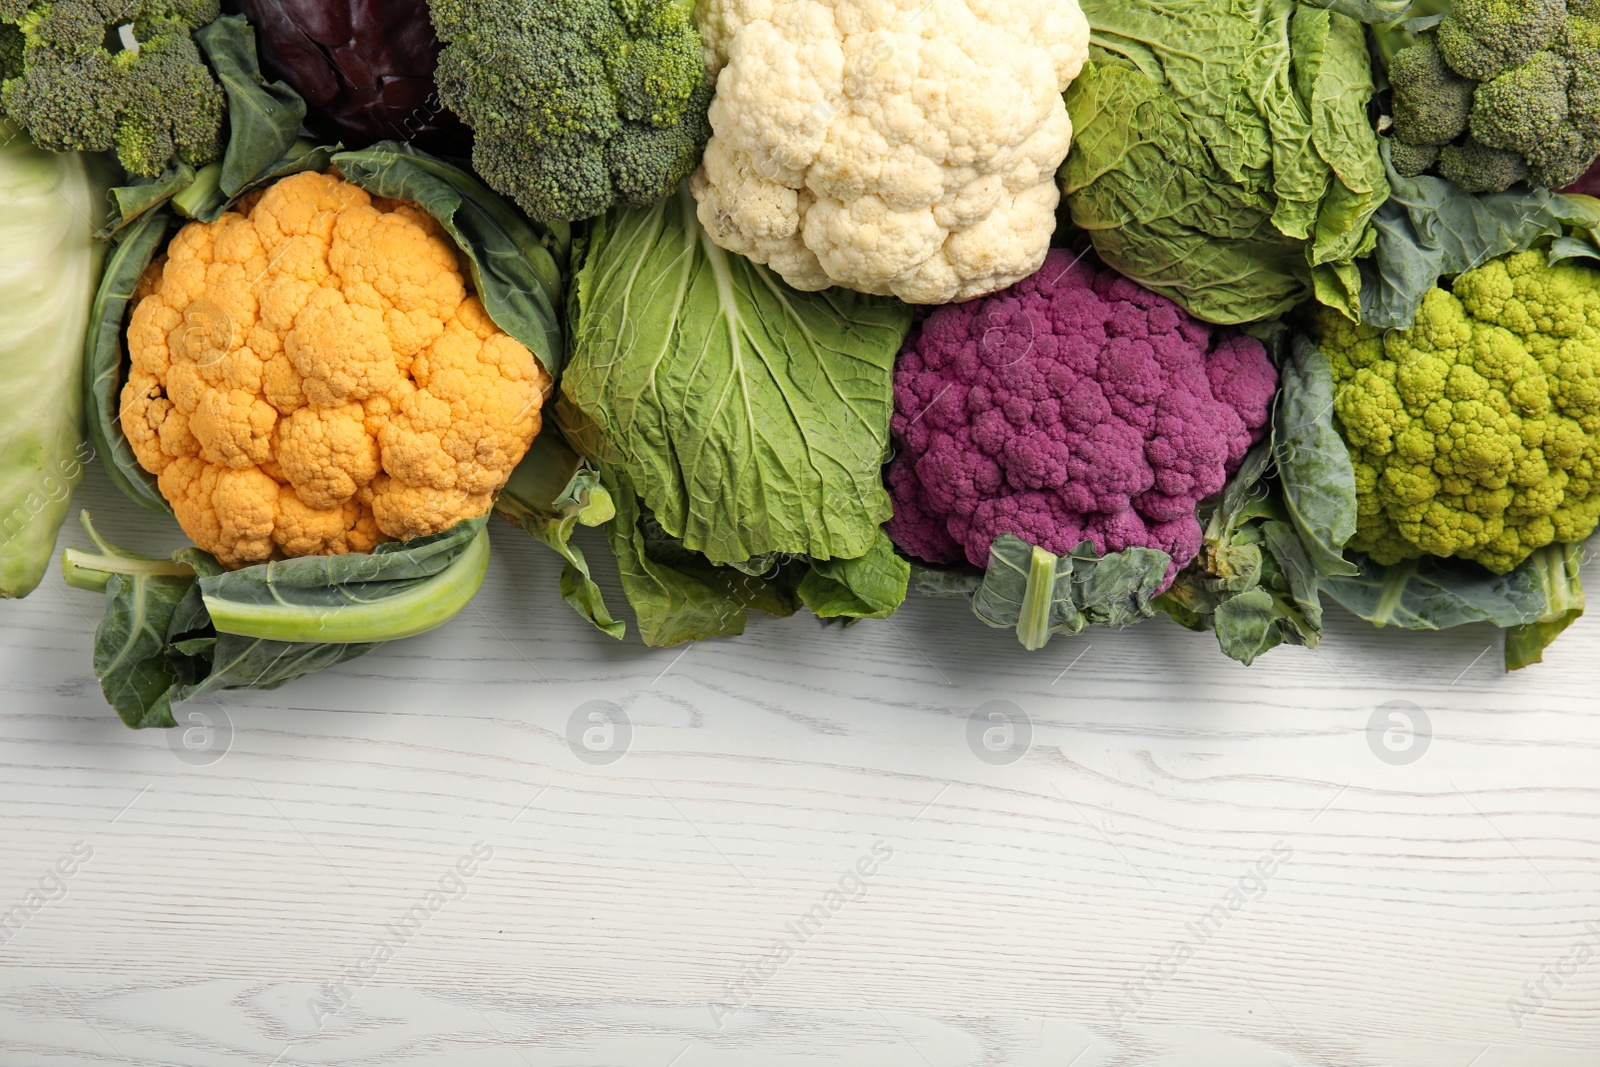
(203, 526, 491, 643)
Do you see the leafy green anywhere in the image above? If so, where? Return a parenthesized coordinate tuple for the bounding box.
(1359, 147, 1600, 327)
(1061, 0, 1388, 324)
(1547, 232, 1600, 267)
(1322, 542, 1585, 625)
(62, 512, 489, 727)
(1322, 542, 1588, 668)
(101, 162, 198, 240)
(602, 470, 803, 646)
(84, 210, 174, 515)
(573, 463, 909, 646)
(194, 14, 307, 201)
(1301, 0, 1419, 22)
(0, 127, 105, 597)
(961, 534, 1169, 651)
(1272, 336, 1359, 576)
(911, 564, 983, 602)
(494, 430, 624, 640)
(558, 183, 913, 564)
(797, 531, 909, 621)
(198, 517, 490, 642)
(1503, 543, 1587, 669)
(1156, 444, 1325, 664)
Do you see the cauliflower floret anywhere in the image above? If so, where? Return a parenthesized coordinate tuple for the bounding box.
(1317, 249, 1600, 573)
(120, 171, 551, 567)
(689, 0, 1090, 304)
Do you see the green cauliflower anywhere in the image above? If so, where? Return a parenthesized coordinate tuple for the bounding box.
(0, 0, 225, 178)
(1315, 249, 1600, 573)
(1387, 0, 1600, 190)
(430, 0, 712, 224)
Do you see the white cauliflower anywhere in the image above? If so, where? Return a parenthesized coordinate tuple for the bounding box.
(689, 0, 1090, 304)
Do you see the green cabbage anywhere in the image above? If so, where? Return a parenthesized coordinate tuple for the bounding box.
(1060, 0, 1389, 325)
(0, 121, 104, 597)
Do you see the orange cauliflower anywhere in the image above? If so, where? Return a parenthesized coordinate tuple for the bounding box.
(120, 170, 550, 567)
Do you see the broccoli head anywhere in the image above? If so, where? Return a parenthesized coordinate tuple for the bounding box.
(0, 0, 225, 176)
(430, 0, 712, 224)
(1470, 50, 1571, 153)
(1391, 36, 1475, 147)
(1315, 249, 1600, 573)
(1386, 0, 1600, 191)
(1438, 0, 1566, 80)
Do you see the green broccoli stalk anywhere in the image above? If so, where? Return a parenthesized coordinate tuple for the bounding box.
(1383, 0, 1600, 191)
(0, 0, 225, 177)
(428, 0, 711, 224)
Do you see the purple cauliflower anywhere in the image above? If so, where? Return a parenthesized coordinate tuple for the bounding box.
(885, 249, 1278, 588)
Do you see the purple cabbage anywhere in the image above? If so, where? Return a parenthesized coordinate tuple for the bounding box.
(233, 0, 470, 155)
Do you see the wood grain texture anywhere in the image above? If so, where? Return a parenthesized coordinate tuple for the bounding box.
(2, 466, 1598, 1067)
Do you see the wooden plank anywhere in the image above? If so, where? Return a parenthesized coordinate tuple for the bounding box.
(1, 467, 1596, 1065)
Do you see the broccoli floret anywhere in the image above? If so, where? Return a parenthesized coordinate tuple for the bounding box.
(431, 0, 712, 224)
(1470, 49, 1571, 153)
(1391, 138, 1443, 176)
(1561, 13, 1600, 133)
(1526, 124, 1599, 184)
(1390, 35, 1475, 146)
(1438, 0, 1566, 80)
(1439, 137, 1531, 189)
(0, 0, 225, 176)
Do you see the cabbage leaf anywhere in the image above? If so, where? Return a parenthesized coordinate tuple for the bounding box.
(1321, 542, 1587, 670)
(559, 183, 913, 565)
(1272, 336, 1359, 576)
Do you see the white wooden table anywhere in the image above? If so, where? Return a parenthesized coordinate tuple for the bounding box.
(2, 466, 1597, 1067)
